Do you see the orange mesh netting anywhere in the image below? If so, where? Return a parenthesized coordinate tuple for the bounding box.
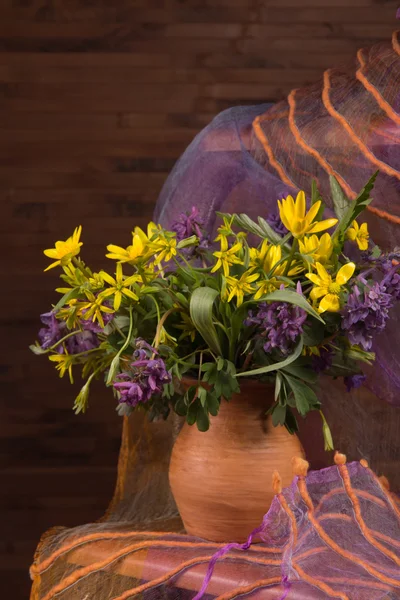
(252, 31, 400, 242)
(30, 456, 400, 599)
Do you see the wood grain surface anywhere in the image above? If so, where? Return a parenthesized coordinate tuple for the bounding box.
(1, 1, 398, 597)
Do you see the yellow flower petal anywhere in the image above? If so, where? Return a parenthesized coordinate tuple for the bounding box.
(305, 272, 321, 286)
(100, 271, 116, 286)
(310, 286, 327, 301)
(114, 291, 122, 311)
(123, 288, 139, 301)
(305, 201, 321, 225)
(307, 218, 338, 234)
(315, 262, 331, 284)
(294, 191, 306, 219)
(357, 238, 369, 251)
(319, 293, 340, 313)
(336, 262, 355, 285)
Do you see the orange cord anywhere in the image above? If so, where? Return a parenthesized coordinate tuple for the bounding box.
(296, 476, 400, 587)
(40, 540, 282, 600)
(322, 69, 400, 181)
(215, 577, 282, 600)
(253, 115, 297, 188)
(111, 555, 281, 600)
(315, 486, 387, 513)
(287, 89, 357, 199)
(293, 562, 350, 599)
(33, 531, 281, 575)
(338, 463, 400, 566)
(277, 492, 299, 547)
(356, 49, 400, 126)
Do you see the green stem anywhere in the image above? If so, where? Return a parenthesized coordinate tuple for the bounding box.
(44, 330, 83, 354)
(283, 238, 298, 276)
(154, 307, 179, 349)
(72, 257, 92, 279)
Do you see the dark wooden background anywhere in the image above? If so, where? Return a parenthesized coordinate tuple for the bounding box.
(1, 1, 398, 597)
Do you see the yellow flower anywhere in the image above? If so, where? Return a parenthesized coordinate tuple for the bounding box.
(49, 353, 75, 383)
(253, 279, 282, 300)
(225, 271, 260, 306)
(299, 233, 333, 265)
(175, 313, 197, 342)
(88, 272, 105, 291)
(211, 237, 243, 277)
(306, 262, 355, 313)
(346, 220, 369, 251)
(159, 327, 177, 347)
(150, 234, 177, 265)
(214, 215, 235, 244)
(78, 291, 115, 328)
(278, 191, 338, 238)
(106, 234, 146, 264)
(43, 226, 83, 271)
(99, 263, 140, 310)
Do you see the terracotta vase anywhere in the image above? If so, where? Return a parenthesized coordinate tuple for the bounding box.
(169, 380, 305, 542)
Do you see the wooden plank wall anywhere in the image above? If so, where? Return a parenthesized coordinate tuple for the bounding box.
(1, 1, 398, 597)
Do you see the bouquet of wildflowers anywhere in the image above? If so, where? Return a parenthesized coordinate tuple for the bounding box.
(31, 173, 400, 449)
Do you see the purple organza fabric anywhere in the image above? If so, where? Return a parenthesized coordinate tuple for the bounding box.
(154, 98, 400, 406)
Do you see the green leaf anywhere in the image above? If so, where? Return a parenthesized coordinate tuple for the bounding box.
(284, 407, 299, 434)
(237, 337, 303, 377)
(333, 171, 378, 245)
(196, 407, 210, 432)
(230, 213, 282, 245)
(256, 288, 325, 323)
(206, 391, 220, 417)
(257, 216, 284, 245)
(189, 287, 223, 356)
(370, 245, 382, 259)
(106, 354, 120, 386)
(29, 343, 47, 355)
(175, 292, 189, 308)
(311, 179, 321, 205)
(177, 235, 198, 249)
(201, 362, 216, 372)
(275, 372, 282, 402)
(272, 403, 286, 427)
(283, 364, 318, 384)
(302, 319, 326, 346)
(174, 396, 188, 417)
(282, 374, 319, 416)
(53, 287, 81, 312)
(198, 385, 208, 408)
(187, 397, 198, 426)
(329, 175, 350, 220)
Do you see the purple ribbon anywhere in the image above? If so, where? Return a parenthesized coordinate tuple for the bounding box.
(192, 524, 264, 600)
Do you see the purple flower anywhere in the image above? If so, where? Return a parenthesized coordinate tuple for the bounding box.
(113, 339, 171, 408)
(38, 311, 103, 355)
(266, 213, 288, 237)
(38, 311, 66, 352)
(171, 206, 205, 242)
(342, 282, 393, 351)
(245, 293, 307, 356)
(344, 374, 366, 392)
(311, 347, 333, 373)
(381, 258, 400, 301)
(65, 330, 100, 354)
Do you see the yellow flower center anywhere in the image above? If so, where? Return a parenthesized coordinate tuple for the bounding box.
(328, 282, 341, 295)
